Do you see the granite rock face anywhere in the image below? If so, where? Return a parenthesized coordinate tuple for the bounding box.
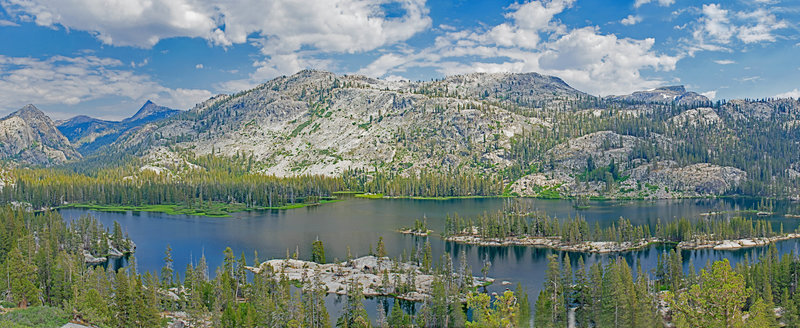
(0, 104, 80, 165)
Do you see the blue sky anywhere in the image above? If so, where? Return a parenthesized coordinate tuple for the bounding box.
(0, 0, 797, 120)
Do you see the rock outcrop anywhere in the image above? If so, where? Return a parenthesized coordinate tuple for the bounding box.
(609, 85, 709, 105)
(0, 104, 80, 165)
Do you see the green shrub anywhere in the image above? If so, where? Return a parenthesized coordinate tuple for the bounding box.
(0, 306, 70, 328)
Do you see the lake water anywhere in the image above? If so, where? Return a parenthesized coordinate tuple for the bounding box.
(59, 197, 800, 326)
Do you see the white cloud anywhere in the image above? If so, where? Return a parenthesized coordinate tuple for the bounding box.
(0, 55, 211, 111)
(2, 0, 431, 55)
(713, 59, 735, 64)
(689, 3, 788, 53)
(634, 0, 675, 8)
(698, 4, 735, 44)
(359, 1, 678, 96)
(0, 19, 18, 26)
(776, 88, 800, 99)
(2, 0, 431, 89)
(736, 9, 787, 43)
(737, 76, 760, 82)
(195, 64, 204, 69)
(621, 15, 642, 26)
(701, 90, 717, 99)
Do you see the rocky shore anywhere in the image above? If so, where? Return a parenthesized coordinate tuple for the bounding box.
(82, 240, 136, 264)
(247, 255, 492, 302)
(677, 233, 800, 250)
(443, 233, 800, 253)
(444, 235, 655, 253)
(397, 228, 433, 237)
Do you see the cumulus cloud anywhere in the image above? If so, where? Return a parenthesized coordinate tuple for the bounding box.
(1, 0, 431, 54)
(1, 0, 431, 89)
(0, 55, 211, 111)
(620, 15, 642, 26)
(736, 9, 788, 43)
(634, 0, 675, 8)
(776, 88, 800, 99)
(359, 0, 678, 96)
(689, 3, 788, 52)
(195, 64, 204, 69)
(0, 19, 18, 26)
(713, 59, 735, 64)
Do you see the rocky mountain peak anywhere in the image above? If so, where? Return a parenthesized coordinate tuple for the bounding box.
(0, 104, 80, 164)
(8, 104, 51, 122)
(124, 100, 179, 123)
(655, 85, 686, 93)
(609, 85, 708, 105)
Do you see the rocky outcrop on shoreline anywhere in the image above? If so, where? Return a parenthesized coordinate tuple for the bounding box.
(444, 235, 655, 253)
(248, 255, 492, 302)
(81, 239, 136, 264)
(397, 228, 433, 237)
(677, 233, 800, 250)
(444, 233, 800, 253)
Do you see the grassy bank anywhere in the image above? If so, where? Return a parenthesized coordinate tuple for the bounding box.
(60, 199, 341, 217)
(354, 193, 508, 200)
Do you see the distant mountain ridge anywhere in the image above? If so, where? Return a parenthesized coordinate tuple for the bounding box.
(5, 70, 800, 200)
(56, 100, 180, 154)
(608, 85, 709, 105)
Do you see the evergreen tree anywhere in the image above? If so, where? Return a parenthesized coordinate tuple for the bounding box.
(311, 239, 326, 264)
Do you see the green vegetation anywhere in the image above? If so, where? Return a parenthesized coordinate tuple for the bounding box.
(354, 193, 384, 199)
(0, 306, 70, 328)
(61, 199, 340, 217)
(0, 207, 520, 327)
(399, 217, 433, 236)
(443, 200, 794, 245)
(536, 247, 800, 327)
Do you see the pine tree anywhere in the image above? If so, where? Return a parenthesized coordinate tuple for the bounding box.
(5, 247, 41, 307)
(670, 259, 749, 328)
(376, 236, 387, 258)
(312, 239, 326, 264)
(388, 299, 412, 327)
(161, 244, 174, 287)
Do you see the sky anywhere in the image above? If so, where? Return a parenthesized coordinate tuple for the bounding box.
(0, 0, 798, 120)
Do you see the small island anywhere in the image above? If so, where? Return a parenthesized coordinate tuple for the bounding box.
(397, 217, 434, 236)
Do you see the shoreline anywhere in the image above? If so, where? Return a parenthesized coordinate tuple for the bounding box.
(397, 228, 433, 237)
(442, 233, 800, 253)
(56, 199, 341, 217)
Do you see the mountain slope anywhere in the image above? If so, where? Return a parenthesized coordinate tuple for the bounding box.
(112, 70, 568, 177)
(96, 70, 800, 198)
(57, 101, 181, 154)
(0, 104, 81, 164)
(122, 100, 181, 124)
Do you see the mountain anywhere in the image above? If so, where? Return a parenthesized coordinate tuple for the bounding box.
(111, 70, 583, 177)
(608, 85, 709, 105)
(103, 70, 800, 198)
(122, 100, 181, 124)
(57, 100, 180, 154)
(0, 104, 80, 165)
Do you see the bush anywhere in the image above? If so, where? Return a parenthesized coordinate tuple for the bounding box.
(0, 306, 70, 328)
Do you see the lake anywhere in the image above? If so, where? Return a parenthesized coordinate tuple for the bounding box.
(59, 197, 800, 325)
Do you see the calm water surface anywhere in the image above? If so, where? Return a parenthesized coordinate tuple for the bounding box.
(59, 197, 800, 325)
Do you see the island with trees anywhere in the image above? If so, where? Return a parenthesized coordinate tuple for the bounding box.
(440, 202, 800, 253)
